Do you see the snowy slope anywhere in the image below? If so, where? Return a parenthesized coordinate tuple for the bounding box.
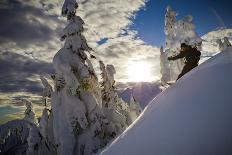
(119, 82, 162, 109)
(101, 47, 232, 155)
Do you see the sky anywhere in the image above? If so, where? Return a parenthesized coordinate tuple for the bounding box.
(131, 0, 232, 46)
(0, 0, 232, 123)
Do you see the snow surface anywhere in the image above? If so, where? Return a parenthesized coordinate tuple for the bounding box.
(101, 47, 232, 155)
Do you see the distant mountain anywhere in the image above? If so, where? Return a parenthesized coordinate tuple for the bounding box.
(101, 48, 232, 155)
(118, 82, 162, 109)
(201, 28, 232, 54)
(0, 119, 30, 155)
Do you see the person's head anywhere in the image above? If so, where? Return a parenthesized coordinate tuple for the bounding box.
(180, 43, 188, 50)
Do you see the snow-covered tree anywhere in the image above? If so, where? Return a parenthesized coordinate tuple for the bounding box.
(40, 76, 53, 106)
(223, 37, 231, 47)
(22, 99, 37, 125)
(99, 61, 128, 135)
(26, 122, 56, 155)
(50, 0, 109, 154)
(160, 46, 170, 85)
(216, 39, 224, 51)
(127, 95, 142, 125)
(217, 37, 231, 51)
(164, 6, 202, 81)
(22, 98, 55, 155)
(38, 108, 49, 139)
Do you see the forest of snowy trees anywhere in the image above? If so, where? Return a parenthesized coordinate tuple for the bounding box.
(0, 0, 142, 154)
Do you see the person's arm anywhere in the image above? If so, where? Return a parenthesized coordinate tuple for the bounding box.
(168, 51, 186, 61)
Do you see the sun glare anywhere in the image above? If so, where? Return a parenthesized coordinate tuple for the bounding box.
(126, 61, 153, 82)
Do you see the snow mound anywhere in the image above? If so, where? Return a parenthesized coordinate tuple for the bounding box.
(101, 47, 232, 155)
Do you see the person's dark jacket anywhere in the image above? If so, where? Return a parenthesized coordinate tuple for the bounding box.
(168, 46, 201, 65)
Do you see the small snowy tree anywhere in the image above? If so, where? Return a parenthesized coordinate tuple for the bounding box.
(99, 61, 128, 135)
(127, 95, 142, 125)
(160, 46, 170, 85)
(26, 124, 42, 155)
(164, 6, 202, 81)
(38, 108, 49, 139)
(223, 37, 231, 47)
(22, 99, 37, 125)
(216, 39, 224, 51)
(216, 37, 231, 51)
(40, 76, 53, 106)
(27, 123, 56, 155)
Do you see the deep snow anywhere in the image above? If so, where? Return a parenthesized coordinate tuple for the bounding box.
(101, 47, 232, 155)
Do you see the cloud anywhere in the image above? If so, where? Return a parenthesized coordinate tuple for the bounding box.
(0, 0, 64, 62)
(78, 0, 146, 42)
(0, 0, 162, 110)
(94, 32, 160, 81)
(0, 51, 53, 93)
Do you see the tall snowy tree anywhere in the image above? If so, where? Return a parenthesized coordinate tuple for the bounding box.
(50, 0, 109, 154)
(164, 6, 202, 81)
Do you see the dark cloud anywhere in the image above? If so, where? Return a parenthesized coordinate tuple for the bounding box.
(0, 51, 53, 94)
(0, 0, 59, 48)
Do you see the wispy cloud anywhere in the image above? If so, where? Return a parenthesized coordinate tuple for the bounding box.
(0, 0, 160, 93)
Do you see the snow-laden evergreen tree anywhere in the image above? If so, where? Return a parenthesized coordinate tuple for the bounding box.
(50, 0, 109, 154)
(127, 95, 142, 125)
(23, 97, 55, 155)
(216, 39, 224, 51)
(164, 6, 202, 81)
(27, 121, 56, 155)
(39, 76, 55, 142)
(38, 108, 49, 139)
(22, 99, 37, 125)
(223, 37, 232, 47)
(160, 46, 170, 86)
(40, 76, 53, 106)
(99, 61, 128, 136)
(216, 37, 231, 51)
(0, 101, 36, 154)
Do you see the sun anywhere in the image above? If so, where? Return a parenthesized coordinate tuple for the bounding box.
(126, 61, 153, 82)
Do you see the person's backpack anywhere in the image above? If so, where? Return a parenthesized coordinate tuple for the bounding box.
(185, 47, 201, 64)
